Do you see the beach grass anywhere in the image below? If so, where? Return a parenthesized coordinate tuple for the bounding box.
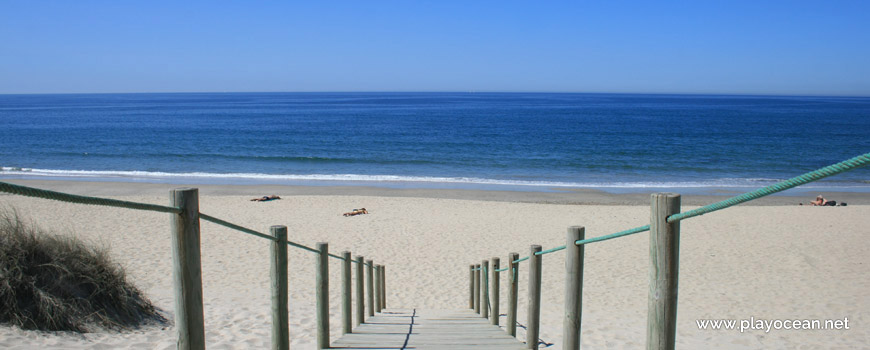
(0, 208, 167, 332)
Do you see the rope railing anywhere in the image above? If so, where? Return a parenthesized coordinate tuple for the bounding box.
(200, 212, 280, 242)
(467, 152, 870, 349)
(667, 152, 870, 223)
(0, 180, 182, 214)
(0, 180, 369, 264)
(0, 180, 384, 349)
(493, 152, 870, 266)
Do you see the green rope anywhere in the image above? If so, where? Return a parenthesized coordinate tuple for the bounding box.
(513, 256, 529, 264)
(1, 181, 368, 262)
(575, 225, 651, 246)
(328, 252, 347, 261)
(0, 181, 182, 214)
(495, 267, 510, 272)
(535, 245, 566, 255)
(200, 213, 278, 242)
(354, 260, 374, 267)
(668, 152, 870, 223)
(199, 213, 322, 254)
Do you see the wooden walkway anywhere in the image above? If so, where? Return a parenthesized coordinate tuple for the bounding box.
(331, 308, 527, 349)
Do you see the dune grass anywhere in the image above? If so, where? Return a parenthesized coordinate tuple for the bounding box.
(0, 209, 167, 332)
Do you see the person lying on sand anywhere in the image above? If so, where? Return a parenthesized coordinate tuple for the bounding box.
(343, 208, 368, 217)
(250, 195, 281, 202)
(800, 195, 846, 206)
(809, 195, 828, 206)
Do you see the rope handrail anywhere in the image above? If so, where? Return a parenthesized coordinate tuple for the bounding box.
(667, 152, 870, 223)
(200, 213, 279, 242)
(0, 181, 182, 214)
(484, 152, 870, 266)
(0, 181, 371, 263)
(535, 245, 566, 255)
(575, 225, 651, 246)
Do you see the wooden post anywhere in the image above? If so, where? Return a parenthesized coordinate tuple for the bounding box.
(563, 226, 585, 350)
(341, 251, 352, 335)
(170, 188, 205, 350)
(481, 259, 489, 319)
(381, 265, 387, 310)
(507, 252, 519, 337)
(491, 257, 500, 326)
(374, 265, 382, 313)
(366, 260, 375, 317)
(270, 226, 289, 350)
(316, 242, 329, 350)
(647, 193, 681, 350)
(355, 255, 365, 326)
(526, 245, 542, 349)
(474, 264, 481, 314)
(469, 264, 475, 309)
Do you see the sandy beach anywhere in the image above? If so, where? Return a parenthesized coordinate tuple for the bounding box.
(1, 180, 868, 349)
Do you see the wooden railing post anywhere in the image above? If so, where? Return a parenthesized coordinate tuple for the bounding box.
(355, 255, 365, 326)
(366, 260, 375, 317)
(381, 265, 387, 310)
(491, 257, 500, 326)
(507, 252, 519, 337)
(270, 225, 289, 350)
(469, 264, 475, 309)
(563, 226, 585, 350)
(526, 245, 542, 349)
(341, 251, 352, 335)
(316, 242, 329, 350)
(647, 193, 681, 350)
(374, 265, 382, 313)
(481, 260, 489, 319)
(170, 188, 205, 350)
(474, 264, 481, 314)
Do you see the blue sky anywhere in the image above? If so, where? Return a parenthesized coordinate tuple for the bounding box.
(2, 1, 869, 95)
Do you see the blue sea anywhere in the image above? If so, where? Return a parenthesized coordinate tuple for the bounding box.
(1, 92, 868, 193)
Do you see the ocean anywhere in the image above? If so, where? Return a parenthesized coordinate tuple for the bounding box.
(1, 92, 868, 193)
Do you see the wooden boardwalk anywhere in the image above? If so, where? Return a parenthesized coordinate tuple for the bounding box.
(331, 308, 527, 349)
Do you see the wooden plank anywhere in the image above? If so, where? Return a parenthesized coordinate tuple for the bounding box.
(332, 309, 526, 349)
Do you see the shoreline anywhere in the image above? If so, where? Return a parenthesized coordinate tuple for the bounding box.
(3, 178, 870, 206)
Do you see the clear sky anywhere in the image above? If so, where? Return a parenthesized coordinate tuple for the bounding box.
(2, 1, 869, 96)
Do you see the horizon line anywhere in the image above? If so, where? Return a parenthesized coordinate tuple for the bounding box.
(2, 90, 869, 98)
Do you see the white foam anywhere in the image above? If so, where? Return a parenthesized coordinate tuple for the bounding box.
(0, 167, 865, 189)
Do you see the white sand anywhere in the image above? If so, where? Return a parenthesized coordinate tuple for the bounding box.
(1, 186, 868, 349)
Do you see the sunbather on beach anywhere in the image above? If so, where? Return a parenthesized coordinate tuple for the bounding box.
(803, 195, 844, 206)
(343, 208, 368, 216)
(250, 195, 281, 202)
(809, 195, 828, 206)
